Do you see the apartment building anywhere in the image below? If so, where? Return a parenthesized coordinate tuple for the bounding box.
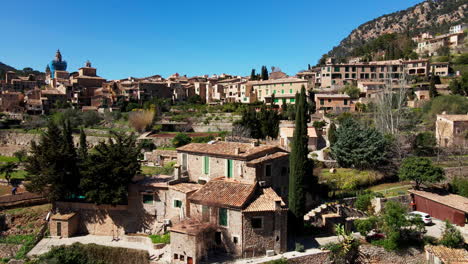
(319, 60, 406, 88)
(250, 78, 309, 104)
(430, 62, 450, 76)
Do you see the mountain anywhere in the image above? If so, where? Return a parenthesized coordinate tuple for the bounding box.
(321, 0, 467, 63)
(0, 62, 16, 72)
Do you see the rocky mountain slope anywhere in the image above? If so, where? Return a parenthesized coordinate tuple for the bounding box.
(323, 0, 467, 61)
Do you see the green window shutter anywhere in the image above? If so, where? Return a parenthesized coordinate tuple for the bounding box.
(281, 90, 284, 94)
(289, 89, 292, 93)
(219, 208, 228, 226)
(174, 200, 182, 208)
(203, 156, 209, 175)
(227, 159, 233, 178)
(290, 98, 295, 103)
(143, 194, 153, 204)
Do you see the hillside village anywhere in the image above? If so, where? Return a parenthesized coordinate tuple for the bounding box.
(0, 1, 467, 264)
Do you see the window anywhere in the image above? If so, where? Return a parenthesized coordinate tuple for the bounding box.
(180, 255, 185, 261)
(345, 73, 349, 79)
(227, 159, 233, 178)
(334, 67, 340, 72)
(273, 90, 276, 94)
(233, 236, 239, 244)
(266, 89, 269, 95)
(281, 89, 284, 94)
(290, 83, 292, 86)
(203, 156, 209, 175)
(219, 208, 228, 227)
(328, 99, 332, 103)
(290, 98, 295, 103)
(251, 217, 263, 229)
(174, 254, 178, 260)
(345, 66, 349, 72)
(274, 98, 279, 103)
(182, 153, 187, 171)
(352, 73, 356, 78)
(352, 67, 356, 72)
(344, 99, 348, 105)
(281, 83, 284, 86)
(265, 164, 272, 177)
(289, 89, 292, 93)
(142, 194, 153, 204)
(320, 99, 324, 105)
(174, 199, 182, 208)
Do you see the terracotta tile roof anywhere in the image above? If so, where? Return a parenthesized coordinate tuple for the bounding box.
(189, 178, 256, 209)
(247, 152, 289, 166)
(249, 77, 307, 85)
(409, 190, 468, 213)
(243, 188, 286, 212)
(169, 182, 202, 194)
(316, 93, 351, 99)
(41, 89, 64, 95)
(51, 213, 77, 221)
(136, 175, 173, 189)
(177, 142, 280, 160)
(437, 114, 468, 122)
(170, 219, 214, 235)
(280, 127, 318, 138)
(425, 245, 468, 264)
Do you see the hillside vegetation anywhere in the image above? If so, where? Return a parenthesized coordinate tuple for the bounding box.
(320, 0, 467, 63)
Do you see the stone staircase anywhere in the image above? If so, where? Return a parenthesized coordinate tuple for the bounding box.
(304, 202, 366, 227)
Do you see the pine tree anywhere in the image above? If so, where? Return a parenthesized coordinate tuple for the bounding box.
(80, 132, 141, 205)
(25, 121, 80, 202)
(288, 86, 313, 231)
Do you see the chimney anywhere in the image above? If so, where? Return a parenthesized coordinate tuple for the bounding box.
(235, 147, 240, 155)
(173, 164, 181, 180)
(275, 200, 281, 211)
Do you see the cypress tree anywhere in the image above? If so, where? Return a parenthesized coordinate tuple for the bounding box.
(78, 127, 88, 160)
(429, 70, 439, 98)
(328, 122, 337, 146)
(250, 69, 257, 80)
(261, 66, 269, 80)
(288, 86, 312, 231)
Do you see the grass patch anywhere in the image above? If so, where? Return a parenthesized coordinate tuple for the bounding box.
(320, 169, 384, 191)
(0, 156, 19, 163)
(0, 170, 27, 180)
(141, 162, 176, 176)
(368, 182, 412, 197)
(0, 234, 36, 260)
(149, 233, 170, 244)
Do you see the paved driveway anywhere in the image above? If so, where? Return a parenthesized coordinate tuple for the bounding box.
(424, 218, 468, 243)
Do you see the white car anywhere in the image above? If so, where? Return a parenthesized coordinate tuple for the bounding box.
(409, 211, 432, 225)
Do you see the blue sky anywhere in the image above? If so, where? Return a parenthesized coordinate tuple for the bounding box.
(1, 0, 423, 80)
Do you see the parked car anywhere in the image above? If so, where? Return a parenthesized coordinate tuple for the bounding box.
(408, 211, 432, 225)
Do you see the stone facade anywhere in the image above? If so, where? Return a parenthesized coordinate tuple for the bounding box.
(436, 114, 468, 148)
(49, 213, 79, 238)
(315, 94, 355, 113)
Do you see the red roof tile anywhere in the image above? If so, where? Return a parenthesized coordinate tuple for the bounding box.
(188, 178, 256, 209)
(243, 188, 286, 212)
(177, 142, 280, 160)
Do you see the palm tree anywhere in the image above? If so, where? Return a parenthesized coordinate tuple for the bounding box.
(0, 162, 18, 185)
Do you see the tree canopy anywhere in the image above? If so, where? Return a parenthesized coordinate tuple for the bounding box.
(331, 118, 390, 170)
(398, 157, 444, 189)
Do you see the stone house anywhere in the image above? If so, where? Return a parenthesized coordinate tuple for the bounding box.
(170, 178, 288, 264)
(51, 174, 202, 237)
(435, 114, 468, 148)
(176, 142, 290, 200)
(0, 91, 24, 113)
(278, 121, 318, 151)
(144, 149, 178, 167)
(315, 94, 355, 113)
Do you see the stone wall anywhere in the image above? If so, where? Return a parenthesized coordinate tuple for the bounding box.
(0, 130, 109, 156)
(371, 194, 411, 213)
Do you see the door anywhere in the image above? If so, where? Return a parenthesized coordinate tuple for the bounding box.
(57, 222, 62, 237)
(187, 257, 193, 264)
(215, 231, 222, 245)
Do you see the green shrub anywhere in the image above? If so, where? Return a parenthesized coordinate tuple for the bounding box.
(172, 133, 192, 147)
(439, 221, 464, 248)
(355, 193, 374, 212)
(451, 177, 468, 198)
(149, 233, 170, 244)
(263, 258, 288, 264)
(32, 243, 149, 264)
(354, 216, 379, 235)
(295, 242, 305, 252)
